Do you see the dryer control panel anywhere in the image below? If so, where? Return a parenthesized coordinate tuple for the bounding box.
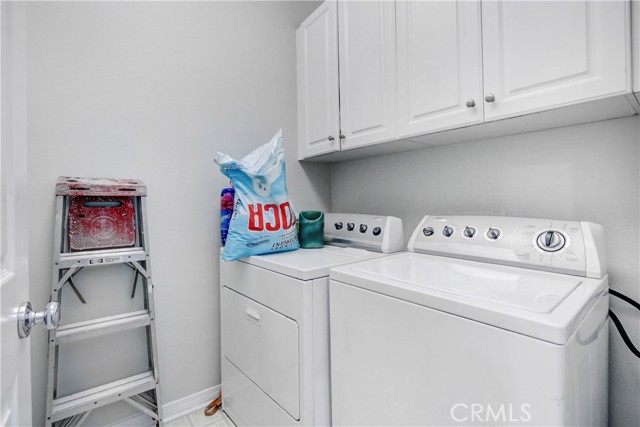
(408, 215, 606, 278)
(325, 213, 404, 254)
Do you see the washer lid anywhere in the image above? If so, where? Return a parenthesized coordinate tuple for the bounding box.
(351, 252, 580, 313)
(239, 246, 385, 281)
(330, 252, 607, 344)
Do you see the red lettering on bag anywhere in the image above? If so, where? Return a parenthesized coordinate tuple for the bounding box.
(247, 202, 295, 232)
(264, 204, 281, 231)
(248, 204, 264, 231)
(280, 202, 295, 230)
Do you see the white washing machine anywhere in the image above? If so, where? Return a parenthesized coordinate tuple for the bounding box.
(220, 213, 404, 426)
(329, 215, 609, 426)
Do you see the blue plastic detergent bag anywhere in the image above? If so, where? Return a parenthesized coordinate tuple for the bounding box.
(215, 130, 299, 261)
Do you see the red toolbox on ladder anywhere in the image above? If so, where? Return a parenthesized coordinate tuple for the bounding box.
(56, 177, 146, 251)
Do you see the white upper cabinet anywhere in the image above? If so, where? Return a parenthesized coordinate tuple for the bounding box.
(297, 0, 633, 161)
(338, 0, 398, 150)
(397, 0, 484, 138)
(481, 0, 631, 121)
(296, 1, 340, 159)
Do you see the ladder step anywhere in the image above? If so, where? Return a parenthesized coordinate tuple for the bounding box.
(55, 310, 151, 345)
(51, 372, 157, 422)
(57, 248, 146, 269)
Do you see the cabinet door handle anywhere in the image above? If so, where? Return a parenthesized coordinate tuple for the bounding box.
(328, 135, 335, 141)
(485, 93, 496, 103)
(245, 307, 262, 322)
(339, 134, 345, 140)
(465, 99, 476, 108)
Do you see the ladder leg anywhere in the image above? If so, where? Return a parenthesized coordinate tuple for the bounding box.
(139, 197, 164, 426)
(58, 416, 73, 427)
(71, 411, 91, 427)
(66, 277, 87, 304)
(131, 394, 157, 410)
(69, 267, 84, 279)
(131, 269, 139, 299)
(46, 195, 65, 427)
(124, 396, 160, 421)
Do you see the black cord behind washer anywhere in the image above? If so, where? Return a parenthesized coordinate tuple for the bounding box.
(609, 289, 640, 359)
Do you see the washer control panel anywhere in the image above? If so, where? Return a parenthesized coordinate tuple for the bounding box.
(324, 213, 404, 254)
(408, 215, 606, 278)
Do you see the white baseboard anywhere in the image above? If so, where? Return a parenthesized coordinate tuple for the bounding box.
(106, 385, 221, 426)
(164, 385, 221, 422)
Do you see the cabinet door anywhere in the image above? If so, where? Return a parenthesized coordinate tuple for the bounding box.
(338, 0, 398, 150)
(482, 0, 630, 121)
(397, 0, 483, 138)
(296, 1, 340, 160)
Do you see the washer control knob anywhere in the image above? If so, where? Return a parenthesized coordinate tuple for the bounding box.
(359, 224, 368, 233)
(442, 226, 454, 237)
(347, 222, 355, 231)
(486, 227, 501, 240)
(537, 230, 566, 252)
(463, 226, 477, 238)
(335, 222, 343, 230)
(372, 227, 382, 236)
(422, 227, 434, 237)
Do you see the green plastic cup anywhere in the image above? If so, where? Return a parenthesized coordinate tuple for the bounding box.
(299, 211, 324, 249)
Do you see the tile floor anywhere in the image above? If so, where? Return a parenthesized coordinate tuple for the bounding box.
(166, 409, 235, 427)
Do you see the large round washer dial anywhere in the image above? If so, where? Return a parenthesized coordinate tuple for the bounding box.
(536, 230, 566, 252)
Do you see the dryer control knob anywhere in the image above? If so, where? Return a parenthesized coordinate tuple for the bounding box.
(536, 230, 566, 252)
(372, 227, 382, 236)
(335, 222, 343, 230)
(463, 226, 477, 238)
(359, 224, 368, 233)
(347, 223, 355, 231)
(486, 227, 501, 240)
(442, 226, 454, 237)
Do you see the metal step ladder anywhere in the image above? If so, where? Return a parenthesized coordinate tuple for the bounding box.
(45, 177, 163, 427)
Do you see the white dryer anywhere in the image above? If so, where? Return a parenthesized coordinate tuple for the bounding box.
(220, 213, 404, 426)
(329, 215, 609, 426)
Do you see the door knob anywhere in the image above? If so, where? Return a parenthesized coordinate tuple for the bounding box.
(465, 99, 476, 108)
(17, 301, 60, 338)
(485, 93, 496, 103)
(328, 135, 335, 141)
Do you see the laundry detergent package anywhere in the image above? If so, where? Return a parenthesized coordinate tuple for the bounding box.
(220, 187, 235, 246)
(215, 130, 299, 261)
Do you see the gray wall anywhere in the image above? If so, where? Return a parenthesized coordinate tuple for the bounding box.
(331, 115, 640, 426)
(25, 2, 328, 425)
